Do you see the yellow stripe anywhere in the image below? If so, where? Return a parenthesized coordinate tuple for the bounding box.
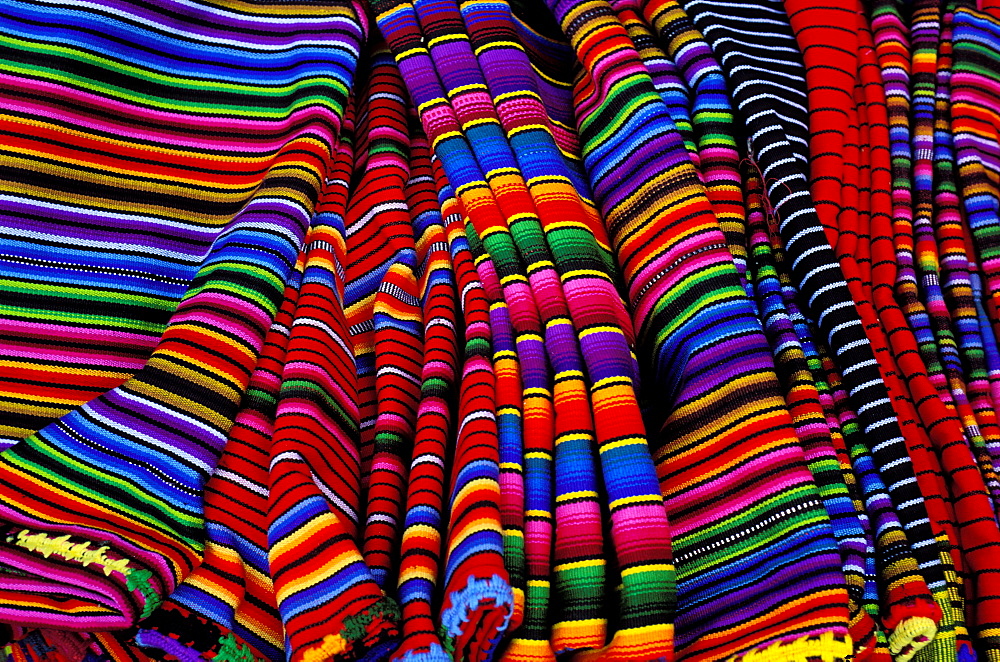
(398, 45, 430, 61)
(563, 269, 615, 280)
(448, 82, 487, 95)
(473, 40, 527, 57)
(555, 490, 598, 502)
(554, 369, 585, 379)
(620, 563, 673, 578)
(579, 325, 627, 339)
(462, 116, 501, 129)
(0, 360, 131, 381)
(610, 494, 663, 510)
(592, 375, 632, 389)
(553, 558, 605, 572)
(499, 274, 528, 286)
(432, 129, 464, 151)
(599, 436, 646, 454)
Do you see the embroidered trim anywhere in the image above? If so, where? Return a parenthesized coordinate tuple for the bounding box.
(134, 630, 202, 662)
(727, 631, 853, 662)
(436, 574, 513, 658)
(301, 635, 347, 662)
(395, 643, 451, 662)
(300, 597, 401, 662)
(439, 574, 514, 641)
(214, 633, 260, 662)
(340, 597, 400, 642)
(126, 570, 160, 618)
(888, 617, 936, 662)
(7, 529, 161, 619)
(8, 530, 130, 576)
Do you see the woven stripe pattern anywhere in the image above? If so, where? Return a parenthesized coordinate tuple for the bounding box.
(1, 1, 1000, 662)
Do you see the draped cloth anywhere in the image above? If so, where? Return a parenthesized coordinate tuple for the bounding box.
(1, 1, 1000, 661)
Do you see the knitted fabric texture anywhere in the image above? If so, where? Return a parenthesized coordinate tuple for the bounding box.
(2, 0, 1000, 661)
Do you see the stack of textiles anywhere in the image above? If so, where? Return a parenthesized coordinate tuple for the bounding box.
(2, 0, 1000, 660)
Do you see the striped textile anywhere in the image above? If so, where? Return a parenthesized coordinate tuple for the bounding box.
(372, 0, 671, 659)
(782, 4, 973, 660)
(911, 0, 1000, 511)
(366, 57, 518, 660)
(932, 11, 1000, 661)
(128, 255, 303, 661)
(0, 0, 364, 641)
(374, 1, 559, 654)
(544, 0, 852, 660)
(4, 1, 1000, 660)
(789, 3, 1000, 660)
(628, 0, 748, 277)
(508, 8, 614, 267)
(953, 4, 1000, 469)
(351, 46, 422, 594)
(432, 203, 513, 662)
(425, 4, 564, 653)
(266, 60, 402, 661)
(679, 0, 946, 657)
(760, 161, 900, 661)
(869, 5, 983, 659)
(434, 146, 528, 651)
(391, 130, 461, 662)
(950, 6, 1000, 658)
(953, 3, 1000, 363)
(742, 161, 887, 661)
(450, 0, 628, 655)
(506, 14, 637, 650)
(933, 5, 1000, 498)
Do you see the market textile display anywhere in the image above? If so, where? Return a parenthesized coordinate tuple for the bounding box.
(1, 0, 1000, 660)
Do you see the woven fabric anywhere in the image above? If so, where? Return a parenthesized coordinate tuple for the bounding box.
(390, 129, 462, 661)
(679, 0, 946, 657)
(267, 54, 407, 661)
(950, 5, 1000, 658)
(372, 0, 673, 658)
(3, 1, 1000, 660)
(129, 256, 303, 661)
(543, 1, 851, 660)
(782, 4, 970, 660)
(742, 161, 888, 661)
(762, 160, 901, 661)
(788, 4, 1000, 660)
(0, 0, 364, 640)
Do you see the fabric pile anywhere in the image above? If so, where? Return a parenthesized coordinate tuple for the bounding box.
(1, 0, 999, 660)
